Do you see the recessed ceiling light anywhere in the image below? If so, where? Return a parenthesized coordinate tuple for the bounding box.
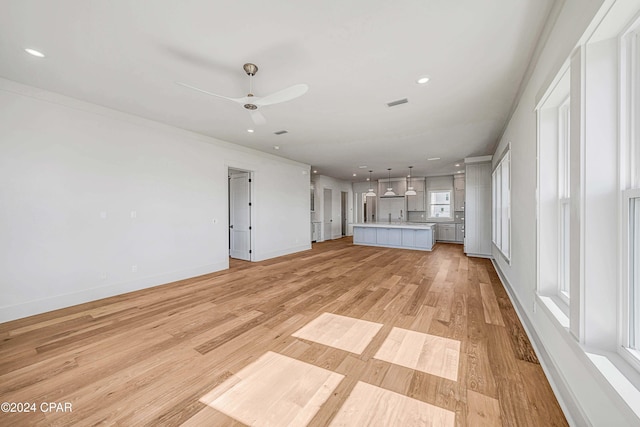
(25, 48, 45, 58)
(457, 170, 464, 173)
(366, 178, 370, 181)
(455, 163, 460, 167)
(353, 173, 357, 177)
(247, 129, 254, 133)
(427, 157, 440, 161)
(313, 170, 318, 174)
(273, 145, 280, 150)
(416, 76, 430, 84)
(358, 165, 368, 169)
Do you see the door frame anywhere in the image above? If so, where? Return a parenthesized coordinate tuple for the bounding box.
(228, 166, 254, 261)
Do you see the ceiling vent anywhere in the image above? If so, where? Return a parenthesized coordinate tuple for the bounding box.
(274, 130, 288, 135)
(386, 98, 408, 107)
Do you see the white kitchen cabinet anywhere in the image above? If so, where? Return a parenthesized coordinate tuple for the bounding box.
(436, 224, 456, 241)
(414, 229, 432, 247)
(456, 223, 464, 243)
(464, 158, 492, 257)
(353, 226, 376, 244)
(407, 178, 426, 212)
(376, 227, 402, 246)
(454, 189, 465, 211)
(353, 223, 435, 251)
(454, 175, 465, 211)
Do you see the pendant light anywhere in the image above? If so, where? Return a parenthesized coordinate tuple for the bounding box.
(405, 166, 417, 196)
(365, 171, 376, 197)
(383, 168, 396, 196)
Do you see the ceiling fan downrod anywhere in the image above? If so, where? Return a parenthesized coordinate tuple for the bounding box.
(243, 63, 258, 109)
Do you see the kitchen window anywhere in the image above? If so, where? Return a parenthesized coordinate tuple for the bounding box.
(428, 191, 451, 219)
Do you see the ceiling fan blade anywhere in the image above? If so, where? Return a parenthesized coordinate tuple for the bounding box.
(250, 110, 267, 125)
(176, 82, 244, 104)
(255, 84, 308, 106)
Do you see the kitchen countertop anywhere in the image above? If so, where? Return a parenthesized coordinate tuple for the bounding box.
(352, 222, 436, 229)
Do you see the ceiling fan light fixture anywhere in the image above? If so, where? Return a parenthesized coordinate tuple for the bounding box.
(243, 63, 258, 76)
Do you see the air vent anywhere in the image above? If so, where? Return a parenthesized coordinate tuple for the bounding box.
(274, 130, 288, 135)
(386, 98, 408, 107)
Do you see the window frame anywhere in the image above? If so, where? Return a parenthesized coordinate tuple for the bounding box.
(558, 97, 571, 304)
(492, 147, 511, 262)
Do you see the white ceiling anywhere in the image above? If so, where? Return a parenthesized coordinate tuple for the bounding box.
(0, 0, 554, 181)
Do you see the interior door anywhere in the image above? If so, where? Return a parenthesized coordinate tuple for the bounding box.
(323, 188, 332, 241)
(229, 171, 251, 260)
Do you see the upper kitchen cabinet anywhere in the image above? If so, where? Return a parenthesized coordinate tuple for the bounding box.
(378, 177, 407, 197)
(407, 177, 426, 212)
(454, 175, 465, 211)
(454, 175, 465, 190)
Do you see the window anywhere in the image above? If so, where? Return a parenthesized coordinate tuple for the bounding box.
(621, 26, 640, 368)
(428, 191, 451, 218)
(536, 63, 571, 316)
(492, 148, 510, 261)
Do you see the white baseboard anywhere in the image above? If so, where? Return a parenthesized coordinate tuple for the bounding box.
(0, 262, 228, 323)
(254, 244, 311, 262)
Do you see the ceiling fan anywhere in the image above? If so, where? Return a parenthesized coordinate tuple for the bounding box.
(177, 63, 308, 125)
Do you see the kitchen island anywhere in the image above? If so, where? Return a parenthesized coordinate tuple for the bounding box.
(352, 222, 436, 251)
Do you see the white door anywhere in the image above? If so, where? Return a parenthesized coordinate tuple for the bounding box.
(229, 171, 251, 260)
(323, 188, 332, 241)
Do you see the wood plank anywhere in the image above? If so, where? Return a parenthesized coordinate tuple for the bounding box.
(466, 389, 502, 427)
(478, 282, 505, 326)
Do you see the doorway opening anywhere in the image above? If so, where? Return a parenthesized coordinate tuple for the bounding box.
(228, 168, 252, 261)
(341, 191, 348, 236)
(362, 193, 376, 223)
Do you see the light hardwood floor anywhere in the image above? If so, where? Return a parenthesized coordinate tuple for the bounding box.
(0, 238, 567, 426)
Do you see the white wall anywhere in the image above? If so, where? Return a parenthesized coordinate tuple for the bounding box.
(312, 175, 353, 240)
(0, 78, 311, 323)
(492, 0, 640, 425)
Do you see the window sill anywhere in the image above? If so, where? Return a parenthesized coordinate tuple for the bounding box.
(585, 349, 640, 420)
(536, 294, 640, 421)
(537, 293, 570, 329)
